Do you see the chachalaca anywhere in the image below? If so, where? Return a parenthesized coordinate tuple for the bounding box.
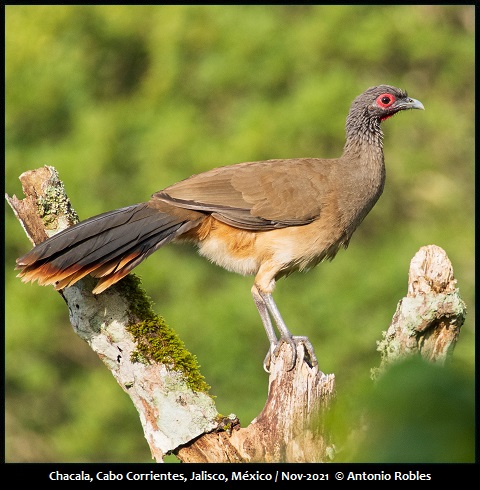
(16, 85, 424, 371)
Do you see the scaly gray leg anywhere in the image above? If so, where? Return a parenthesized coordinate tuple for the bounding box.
(252, 285, 278, 371)
(252, 285, 318, 371)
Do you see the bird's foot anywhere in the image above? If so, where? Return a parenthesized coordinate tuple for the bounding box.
(263, 336, 318, 372)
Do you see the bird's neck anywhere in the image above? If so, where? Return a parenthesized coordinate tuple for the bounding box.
(328, 120, 386, 241)
(340, 120, 386, 205)
(342, 130, 385, 173)
(342, 116, 384, 157)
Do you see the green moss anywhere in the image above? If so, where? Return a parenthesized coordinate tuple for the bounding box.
(127, 318, 211, 394)
(121, 275, 211, 394)
(118, 274, 157, 322)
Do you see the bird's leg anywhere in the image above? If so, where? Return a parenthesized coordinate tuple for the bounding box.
(251, 285, 279, 372)
(252, 285, 318, 371)
(259, 290, 318, 370)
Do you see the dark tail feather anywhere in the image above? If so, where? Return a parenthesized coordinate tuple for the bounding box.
(16, 202, 201, 293)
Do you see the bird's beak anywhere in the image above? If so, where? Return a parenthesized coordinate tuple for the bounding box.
(399, 97, 425, 111)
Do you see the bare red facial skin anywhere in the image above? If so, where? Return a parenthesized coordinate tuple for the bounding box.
(377, 93, 397, 121)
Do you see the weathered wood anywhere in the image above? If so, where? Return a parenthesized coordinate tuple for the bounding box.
(177, 344, 336, 462)
(373, 244, 466, 378)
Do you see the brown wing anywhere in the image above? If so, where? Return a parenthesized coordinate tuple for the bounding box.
(152, 158, 332, 230)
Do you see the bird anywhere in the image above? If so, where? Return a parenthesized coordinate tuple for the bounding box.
(16, 85, 424, 371)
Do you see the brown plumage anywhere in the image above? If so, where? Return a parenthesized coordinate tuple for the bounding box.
(16, 85, 424, 370)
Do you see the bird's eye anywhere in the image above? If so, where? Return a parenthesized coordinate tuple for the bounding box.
(376, 94, 395, 108)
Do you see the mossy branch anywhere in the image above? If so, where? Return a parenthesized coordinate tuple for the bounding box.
(6, 166, 218, 462)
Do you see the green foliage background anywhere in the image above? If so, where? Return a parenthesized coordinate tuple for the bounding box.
(5, 5, 474, 462)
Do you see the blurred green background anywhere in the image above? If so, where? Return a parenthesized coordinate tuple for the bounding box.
(5, 5, 474, 462)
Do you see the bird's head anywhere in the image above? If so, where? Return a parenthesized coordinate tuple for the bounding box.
(367, 85, 425, 121)
(351, 85, 424, 122)
(345, 85, 424, 144)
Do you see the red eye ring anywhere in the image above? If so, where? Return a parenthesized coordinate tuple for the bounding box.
(376, 93, 396, 108)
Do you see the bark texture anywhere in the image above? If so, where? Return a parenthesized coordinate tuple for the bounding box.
(373, 244, 466, 379)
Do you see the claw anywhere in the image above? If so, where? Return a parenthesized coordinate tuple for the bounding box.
(263, 349, 273, 373)
(292, 335, 318, 368)
(264, 336, 318, 372)
(272, 336, 297, 370)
